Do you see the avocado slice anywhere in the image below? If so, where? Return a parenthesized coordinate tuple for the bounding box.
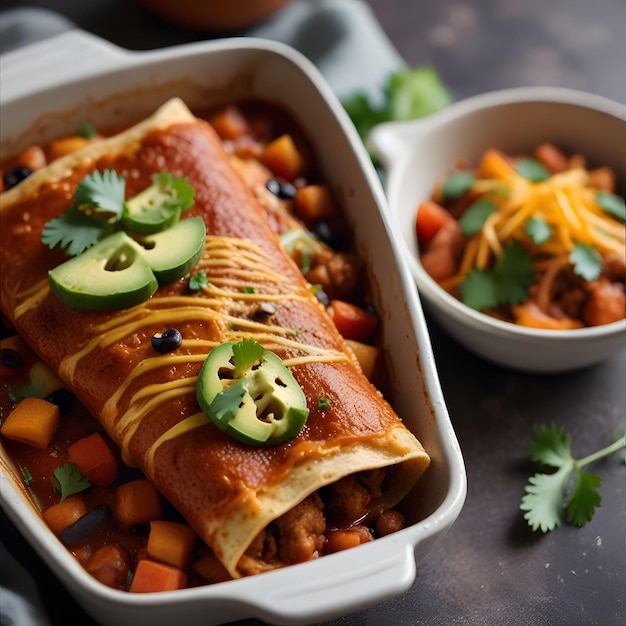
(138, 216, 206, 284)
(48, 231, 158, 311)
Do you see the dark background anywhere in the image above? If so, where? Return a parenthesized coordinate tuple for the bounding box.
(1, 1, 625, 625)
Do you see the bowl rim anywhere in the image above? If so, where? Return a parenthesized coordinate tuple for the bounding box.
(371, 85, 626, 342)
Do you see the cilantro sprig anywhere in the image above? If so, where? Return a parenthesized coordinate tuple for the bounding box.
(41, 169, 194, 257)
(232, 338, 265, 379)
(520, 424, 625, 532)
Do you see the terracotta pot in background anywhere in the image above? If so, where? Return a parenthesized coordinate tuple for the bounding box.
(140, 0, 294, 32)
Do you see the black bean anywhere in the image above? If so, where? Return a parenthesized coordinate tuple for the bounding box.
(314, 288, 331, 307)
(3, 166, 32, 190)
(60, 505, 110, 546)
(312, 220, 344, 251)
(265, 177, 297, 200)
(0, 348, 23, 369)
(151, 328, 182, 353)
(46, 389, 75, 415)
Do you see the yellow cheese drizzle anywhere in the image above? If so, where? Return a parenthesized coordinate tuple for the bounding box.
(42, 235, 352, 471)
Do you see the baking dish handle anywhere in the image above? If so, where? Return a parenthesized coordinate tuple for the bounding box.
(1, 29, 133, 103)
(251, 539, 416, 622)
(367, 117, 434, 171)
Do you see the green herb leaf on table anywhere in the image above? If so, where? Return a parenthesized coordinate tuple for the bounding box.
(570, 243, 603, 281)
(516, 157, 550, 182)
(525, 216, 553, 245)
(53, 463, 91, 502)
(596, 190, 626, 223)
(520, 424, 625, 532)
(459, 198, 497, 236)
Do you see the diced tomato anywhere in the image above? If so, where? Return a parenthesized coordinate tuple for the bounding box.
(415, 200, 452, 246)
(329, 300, 378, 343)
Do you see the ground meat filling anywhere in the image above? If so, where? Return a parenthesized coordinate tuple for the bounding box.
(244, 471, 404, 569)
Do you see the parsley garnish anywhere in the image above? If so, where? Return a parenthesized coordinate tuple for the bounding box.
(520, 424, 625, 532)
(570, 243, 603, 281)
(53, 463, 91, 502)
(189, 270, 209, 291)
(76, 121, 98, 139)
(460, 242, 535, 311)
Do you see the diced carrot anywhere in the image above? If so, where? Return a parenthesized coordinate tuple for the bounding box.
(42, 496, 87, 536)
(325, 529, 364, 553)
(67, 432, 117, 487)
(17, 145, 47, 171)
(294, 184, 337, 223)
(415, 200, 452, 246)
(478, 148, 518, 179)
(588, 166, 616, 192)
(192, 553, 232, 584)
(209, 105, 250, 140)
(1, 397, 60, 449)
(260, 134, 305, 181)
(114, 479, 162, 528)
(329, 300, 379, 343)
(129, 559, 187, 593)
(344, 339, 379, 380)
(147, 520, 197, 569)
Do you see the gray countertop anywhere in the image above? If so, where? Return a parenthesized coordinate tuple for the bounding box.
(1, 1, 625, 625)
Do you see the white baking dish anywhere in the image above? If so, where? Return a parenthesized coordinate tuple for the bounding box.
(0, 31, 466, 626)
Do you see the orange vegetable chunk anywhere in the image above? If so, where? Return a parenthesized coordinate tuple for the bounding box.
(129, 559, 187, 593)
(67, 432, 117, 487)
(43, 496, 87, 536)
(114, 479, 162, 528)
(415, 200, 452, 246)
(1, 397, 60, 449)
(147, 520, 197, 569)
(260, 134, 305, 181)
(294, 184, 337, 223)
(193, 553, 232, 584)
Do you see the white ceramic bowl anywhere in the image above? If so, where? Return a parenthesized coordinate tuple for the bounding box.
(0, 32, 466, 626)
(368, 87, 626, 373)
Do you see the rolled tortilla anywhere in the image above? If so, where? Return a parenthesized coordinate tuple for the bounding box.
(0, 98, 430, 577)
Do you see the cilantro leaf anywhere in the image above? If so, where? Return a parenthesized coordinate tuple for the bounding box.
(525, 216, 553, 245)
(516, 157, 550, 182)
(566, 471, 602, 527)
(441, 171, 476, 200)
(521, 465, 571, 532)
(520, 425, 624, 533)
(459, 198, 497, 236)
(53, 463, 91, 501)
(493, 242, 536, 305)
(41, 207, 113, 257)
(77, 121, 97, 139)
(189, 270, 209, 291)
(4, 381, 45, 402)
(570, 243, 602, 281)
(460, 269, 498, 311)
(232, 338, 265, 378)
(596, 190, 625, 223)
(72, 169, 125, 218)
